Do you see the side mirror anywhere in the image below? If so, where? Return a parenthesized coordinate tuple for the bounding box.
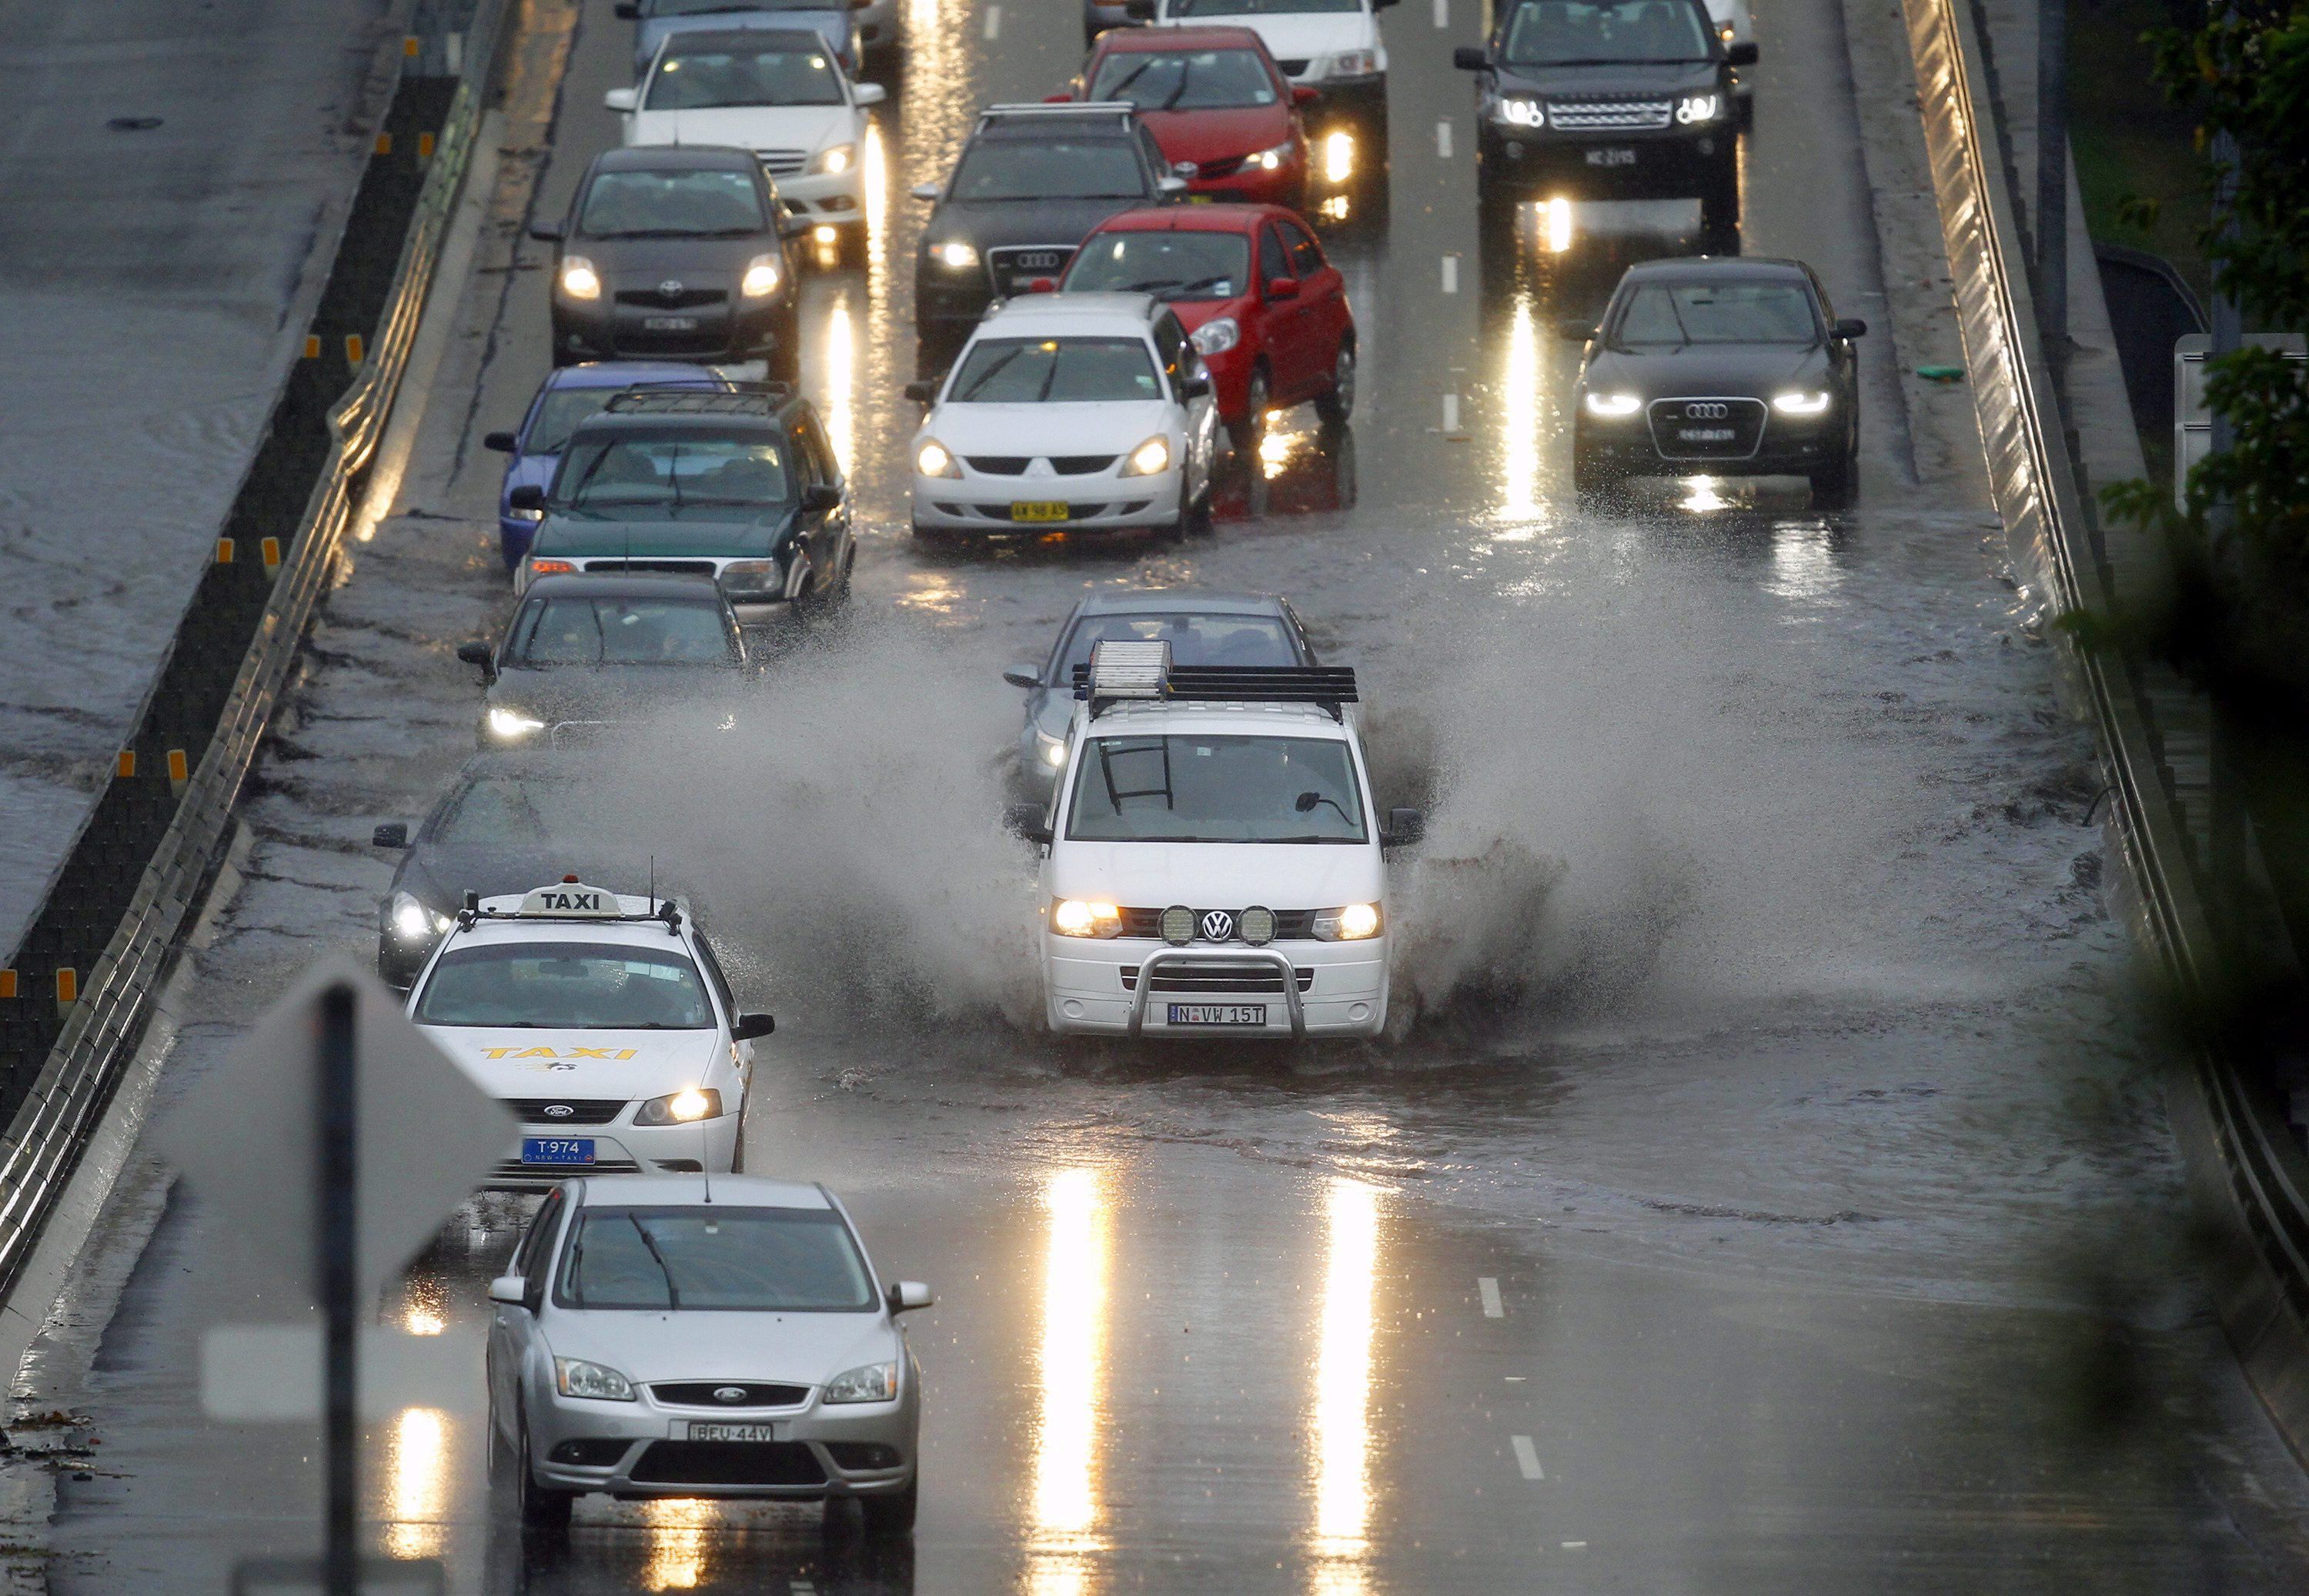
(1293, 84, 1319, 105)
(508, 484, 546, 512)
(371, 823, 409, 849)
(1726, 40, 1759, 65)
(732, 1012, 776, 1040)
(483, 429, 518, 453)
(613, 0, 640, 17)
(1157, 175, 1188, 197)
(604, 87, 638, 113)
(887, 1280, 934, 1314)
(1002, 666, 1040, 689)
(904, 379, 938, 402)
(1173, 159, 1199, 178)
(1558, 316, 1596, 342)
(1180, 374, 1211, 399)
(528, 222, 566, 243)
(1832, 317, 1868, 339)
(800, 482, 843, 513)
(855, 82, 887, 105)
(487, 1274, 525, 1305)
(910, 181, 941, 202)
(1267, 275, 1299, 301)
(1383, 806, 1425, 847)
(455, 640, 496, 681)
(777, 212, 814, 239)
(1452, 45, 1487, 71)
(1004, 803, 1054, 845)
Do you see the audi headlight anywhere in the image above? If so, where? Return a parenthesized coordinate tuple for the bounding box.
(931, 239, 979, 270)
(809, 142, 856, 176)
(916, 439, 961, 478)
(823, 1361, 898, 1404)
(1190, 316, 1240, 357)
(1051, 898, 1122, 938)
(1773, 389, 1833, 415)
(388, 891, 451, 944)
(557, 255, 601, 300)
(718, 559, 783, 597)
(1675, 92, 1723, 125)
(1312, 903, 1382, 941)
(1245, 139, 1295, 172)
(740, 252, 783, 299)
(1118, 436, 1172, 478)
(1494, 95, 1545, 129)
(554, 1358, 636, 1401)
(1325, 48, 1378, 77)
(1583, 392, 1642, 419)
(486, 706, 545, 740)
(635, 1087, 722, 1126)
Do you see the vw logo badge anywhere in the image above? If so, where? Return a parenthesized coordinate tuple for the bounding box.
(542, 1104, 574, 1118)
(657, 278, 685, 299)
(1686, 401, 1729, 419)
(713, 1386, 749, 1404)
(1200, 910, 1236, 942)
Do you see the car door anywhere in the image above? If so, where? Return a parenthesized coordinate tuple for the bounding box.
(1152, 311, 1214, 492)
(797, 408, 851, 586)
(1255, 222, 1302, 395)
(488, 1185, 565, 1437)
(693, 934, 753, 1086)
(1275, 217, 1342, 398)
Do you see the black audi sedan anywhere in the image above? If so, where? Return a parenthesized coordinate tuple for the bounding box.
(531, 145, 804, 379)
(1565, 256, 1866, 504)
(911, 102, 1186, 358)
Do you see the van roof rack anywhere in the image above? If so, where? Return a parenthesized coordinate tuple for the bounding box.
(1072, 639, 1357, 720)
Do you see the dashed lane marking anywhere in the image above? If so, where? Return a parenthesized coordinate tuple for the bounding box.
(984, 5, 1001, 38)
(1433, 0, 1449, 23)
(1512, 1435, 1544, 1480)
(1436, 119, 1454, 158)
(1478, 1275, 1502, 1316)
(1441, 252, 1460, 293)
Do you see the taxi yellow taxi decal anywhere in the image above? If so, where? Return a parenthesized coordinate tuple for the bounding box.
(480, 1047, 640, 1060)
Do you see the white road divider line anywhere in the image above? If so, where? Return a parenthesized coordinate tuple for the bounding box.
(1442, 253, 1460, 294)
(1436, 119, 1454, 159)
(1442, 392, 1462, 432)
(1478, 1274, 1502, 1315)
(984, 4, 1001, 38)
(1512, 1434, 1545, 1480)
(1433, 0, 1449, 25)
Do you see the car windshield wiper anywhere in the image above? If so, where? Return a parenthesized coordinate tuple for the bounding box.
(957, 346, 1028, 400)
(629, 1216, 683, 1310)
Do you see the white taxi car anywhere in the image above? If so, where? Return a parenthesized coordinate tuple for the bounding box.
(405, 880, 771, 1186)
(1011, 641, 1422, 1038)
(1143, 0, 1395, 120)
(609, 28, 885, 253)
(907, 293, 1220, 543)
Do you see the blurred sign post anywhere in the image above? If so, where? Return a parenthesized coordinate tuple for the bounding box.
(158, 961, 512, 1596)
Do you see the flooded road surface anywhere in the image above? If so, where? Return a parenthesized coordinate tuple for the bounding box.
(18, 0, 2309, 1589)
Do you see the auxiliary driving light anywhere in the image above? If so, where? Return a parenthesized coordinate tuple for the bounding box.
(1239, 907, 1276, 946)
(1160, 906, 1195, 946)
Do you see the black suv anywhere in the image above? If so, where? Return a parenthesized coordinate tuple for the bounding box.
(531, 145, 807, 378)
(1455, 0, 1756, 249)
(510, 386, 854, 623)
(911, 102, 1187, 354)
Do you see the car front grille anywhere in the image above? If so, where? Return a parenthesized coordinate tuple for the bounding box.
(650, 1381, 811, 1409)
(1050, 454, 1117, 475)
(1545, 98, 1673, 130)
(987, 245, 1074, 280)
(967, 456, 1031, 475)
(1121, 960, 1315, 993)
(1646, 396, 1768, 459)
(614, 287, 727, 309)
(825, 1442, 904, 1471)
(630, 1441, 827, 1486)
(1118, 907, 1318, 939)
(492, 1156, 641, 1179)
(756, 148, 807, 175)
(501, 1097, 626, 1126)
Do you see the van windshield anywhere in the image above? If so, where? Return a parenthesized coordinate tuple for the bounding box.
(1066, 734, 1366, 843)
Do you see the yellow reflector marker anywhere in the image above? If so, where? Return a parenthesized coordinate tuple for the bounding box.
(346, 333, 365, 366)
(167, 750, 189, 795)
(55, 968, 77, 1010)
(216, 537, 235, 563)
(0, 970, 15, 1000)
(403, 34, 419, 55)
(116, 750, 136, 779)
(261, 536, 282, 572)
(375, 132, 393, 156)
(304, 334, 321, 359)
(417, 131, 435, 162)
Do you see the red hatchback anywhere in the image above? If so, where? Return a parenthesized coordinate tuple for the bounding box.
(1057, 26, 1315, 207)
(1059, 204, 1355, 442)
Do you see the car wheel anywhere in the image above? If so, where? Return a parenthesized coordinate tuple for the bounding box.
(1163, 494, 1191, 543)
(1229, 366, 1271, 451)
(1313, 342, 1355, 425)
(837, 545, 856, 600)
(860, 1480, 918, 1539)
(730, 1101, 747, 1174)
(516, 1407, 575, 1532)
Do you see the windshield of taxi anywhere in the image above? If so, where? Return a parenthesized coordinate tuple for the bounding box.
(413, 942, 716, 1027)
(1502, 0, 1713, 65)
(553, 434, 793, 514)
(578, 168, 765, 236)
(950, 337, 1161, 402)
(1057, 613, 1298, 678)
(557, 1207, 877, 1311)
(1611, 281, 1817, 344)
(646, 43, 844, 109)
(1067, 734, 1366, 843)
(1091, 48, 1278, 109)
(950, 137, 1147, 201)
(510, 596, 738, 666)
(1062, 231, 1251, 299)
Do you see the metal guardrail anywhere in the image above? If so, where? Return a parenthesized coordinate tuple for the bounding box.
(1903, 0, 2309, 1460)
(0, 1, 510, 1303)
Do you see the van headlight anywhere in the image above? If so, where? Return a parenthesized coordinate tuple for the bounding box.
(387, 892, 451, 943)
(1051, 898, 1123, 937)
(1583, 392, 1642, 419)
(486, 706, 545, 741)
(1118, 436, 1172, 477)
(1312, 903, 1382, 941)
(635, 1087, 722, 1125)
(823, 1361, 898, 1403)
(1772, 389, 1833, 415)
(1675, 92, 1723, 125)
(555, 1358, 636, 1401)
(740, 253, 783, 299)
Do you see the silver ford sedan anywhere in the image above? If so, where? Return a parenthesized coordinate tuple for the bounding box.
(486, 1174, 932, 1534)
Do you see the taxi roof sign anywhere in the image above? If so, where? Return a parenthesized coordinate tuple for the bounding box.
(517, 882, 626, 917)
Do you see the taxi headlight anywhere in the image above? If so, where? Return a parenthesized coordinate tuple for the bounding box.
(1118, 436, 1172, 478)
(1675, 92, 1722, 125)
(718, 559, 784, 597)
(636, 1087, 722, 1126)
(1583, 392, 1642, 419)
(931, 239, 979, 270)
(1772, 389, 1833, 415)
(740, 252, 783, 299)
(1312, 903, 1382, 941)
(1189, 316, 1240, 357)
(555, 1357, 636, 1401)
(557, 255, 601, 300)
(823, 1361, 898, 1404)
(916, 439, 961, 478)
(809, 142, 856, 176)
(1051, 898, 1122, 938)
(486, 706, 546, 740)
(388, 892, 451, 944)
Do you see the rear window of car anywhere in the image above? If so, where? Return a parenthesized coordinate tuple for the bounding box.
(947, 336, 1161, 402)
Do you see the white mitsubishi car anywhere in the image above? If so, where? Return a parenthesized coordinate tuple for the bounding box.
(609, 28, 884, 255)
(1011, 641, 1422, 1038)
(907, 292, 1220, 542)
(1143, 0, 1395, 123)
(405, 880, 772, 1185)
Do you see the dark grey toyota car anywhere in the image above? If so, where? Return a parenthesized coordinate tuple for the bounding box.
(1565, 256, 1866, 504)
(532, 145, 805, 379)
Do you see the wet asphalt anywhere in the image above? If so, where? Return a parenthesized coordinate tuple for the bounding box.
(18, 0, 2309, 1590)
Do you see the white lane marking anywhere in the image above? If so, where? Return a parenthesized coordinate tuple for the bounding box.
(1441, 392, 1461, 432)
(984, 4, 1001, 38)
(1433, 0, 1449, 24)
(1512, 1434, 1544, 1480)
(1478, 1275, 1502, 1316)
(1436, 119, 1454, 159)
(1441, 252, 1460, 294)
(1562, 1540, 1587, 1550)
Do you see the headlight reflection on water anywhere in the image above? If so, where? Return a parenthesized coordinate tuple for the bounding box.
(1310, 1177, 1383, 1581)
(1026, 1166, 1112, 1591)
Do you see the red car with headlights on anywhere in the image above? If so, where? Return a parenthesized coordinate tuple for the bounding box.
(1057, 26, 1315, 207)
(1058, 204, 1355, 444)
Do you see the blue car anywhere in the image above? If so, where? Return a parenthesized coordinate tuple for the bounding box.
(482, 362, 734, 572)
